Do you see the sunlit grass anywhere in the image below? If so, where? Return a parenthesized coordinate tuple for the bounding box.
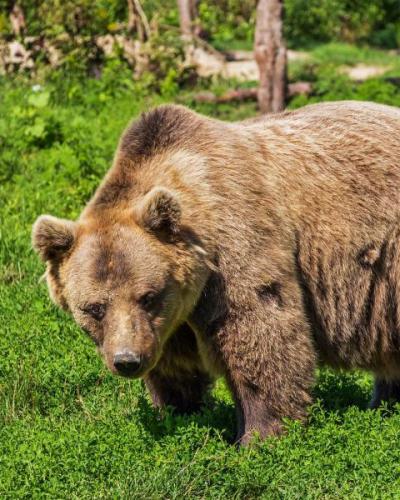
(2, 56, 400, 497)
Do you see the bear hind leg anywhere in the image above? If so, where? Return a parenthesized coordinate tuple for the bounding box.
(369, 377, 400, 409)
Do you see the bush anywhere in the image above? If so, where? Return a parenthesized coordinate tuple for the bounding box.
(1, 0, 400, 87)
(284, 0, 400, 47)
(198, 0, 400, 50)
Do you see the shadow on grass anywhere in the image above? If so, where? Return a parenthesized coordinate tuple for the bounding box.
(135, 387, 237, 443)
(135, 370, 374, 441)
(313, 369, 372, 413)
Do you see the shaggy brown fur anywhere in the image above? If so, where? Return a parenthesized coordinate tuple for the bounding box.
(33, 101, 400, 445)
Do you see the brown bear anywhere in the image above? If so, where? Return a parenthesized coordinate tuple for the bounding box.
(32, 100, 400, 445)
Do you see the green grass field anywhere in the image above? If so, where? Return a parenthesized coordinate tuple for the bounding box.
(2, 47, 400, 498)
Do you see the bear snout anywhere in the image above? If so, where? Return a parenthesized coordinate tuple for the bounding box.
(113, 350, 143, 377)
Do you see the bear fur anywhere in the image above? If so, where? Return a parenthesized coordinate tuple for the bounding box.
(33, 100, 400, 445)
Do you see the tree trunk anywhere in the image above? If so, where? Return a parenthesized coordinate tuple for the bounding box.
(177, 0, 199, 41)
(254, 0, 287, 113)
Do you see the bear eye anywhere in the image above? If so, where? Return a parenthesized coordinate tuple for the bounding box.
(138, 292, 158, 312)
(82, 303, 106, 321)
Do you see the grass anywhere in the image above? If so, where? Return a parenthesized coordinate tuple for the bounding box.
(2, 48, 400, 498)
(311, 43, 397, 65)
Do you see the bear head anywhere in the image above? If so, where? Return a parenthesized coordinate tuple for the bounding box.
(32, 184, 210, 378)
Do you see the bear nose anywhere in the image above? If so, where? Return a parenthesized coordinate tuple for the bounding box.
(113, 351, 142, 376)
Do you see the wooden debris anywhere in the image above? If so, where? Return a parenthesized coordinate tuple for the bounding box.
(192, 81, 312, 104)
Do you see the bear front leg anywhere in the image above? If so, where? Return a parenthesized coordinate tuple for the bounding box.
(219, 306, 316, 445)
(144, 323, 212, 414)
(370, 377, 400, 409)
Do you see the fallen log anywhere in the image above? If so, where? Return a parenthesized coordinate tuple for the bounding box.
(192, 81, 312, 104)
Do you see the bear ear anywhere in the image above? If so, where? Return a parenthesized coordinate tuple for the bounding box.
(136, 187, 181, 236)
(32, 215, 76, 262)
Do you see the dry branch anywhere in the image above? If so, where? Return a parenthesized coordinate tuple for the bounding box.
(127, 0, 150, 42)
(9, 3, 26, 37)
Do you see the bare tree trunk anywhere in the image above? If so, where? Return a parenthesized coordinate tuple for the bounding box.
(177, 0, 200, 41)
(254, 0, 287, 113)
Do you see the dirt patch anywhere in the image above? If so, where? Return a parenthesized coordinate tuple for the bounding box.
(342, 64, 390, 81)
